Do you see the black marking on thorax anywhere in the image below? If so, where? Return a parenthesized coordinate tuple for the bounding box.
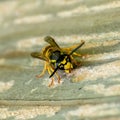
(50, 50, 71, 70)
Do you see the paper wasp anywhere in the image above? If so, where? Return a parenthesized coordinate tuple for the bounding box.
(31, 36, 85, 87)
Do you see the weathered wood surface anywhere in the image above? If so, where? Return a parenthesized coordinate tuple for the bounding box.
(0, 0, 120, 119)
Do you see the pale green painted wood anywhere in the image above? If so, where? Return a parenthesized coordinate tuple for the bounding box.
(0, 0, 120, 119)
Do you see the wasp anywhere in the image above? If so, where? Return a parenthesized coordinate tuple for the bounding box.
(31, 36, 85, 87)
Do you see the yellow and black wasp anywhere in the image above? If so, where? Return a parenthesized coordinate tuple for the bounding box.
(31, 36, 85, 87)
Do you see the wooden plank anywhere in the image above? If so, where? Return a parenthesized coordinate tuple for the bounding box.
(0, 0, 120, 119)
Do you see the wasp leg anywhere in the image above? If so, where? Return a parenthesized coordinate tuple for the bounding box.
(73, 52, 82, 57)
(48, 78, 54, 87)
(62, 45, 78, 52)
(56, 72, 61, 84)
(63, 40, 85, 54)
(73, 52, 89, 59)
(50, 66, 61, 84)
(36, 62, 47, 78)
(74, 53, 89, 60)
(70, 55, 81, 68)
(47, 66, 55, 87)
(54, 71, 61, 84)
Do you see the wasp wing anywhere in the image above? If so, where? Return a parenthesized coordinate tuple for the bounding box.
(31, 52, 48, 61)
(44, 36, 61, 50)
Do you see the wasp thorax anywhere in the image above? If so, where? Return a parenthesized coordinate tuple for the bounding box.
(49, 50, 73, 73)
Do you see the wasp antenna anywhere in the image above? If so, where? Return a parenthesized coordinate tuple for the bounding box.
(69, 40, 85, 55)
(49, 67, 59, 78)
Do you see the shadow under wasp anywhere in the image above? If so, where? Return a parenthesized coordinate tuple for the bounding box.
(31, 36, 85, 87)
